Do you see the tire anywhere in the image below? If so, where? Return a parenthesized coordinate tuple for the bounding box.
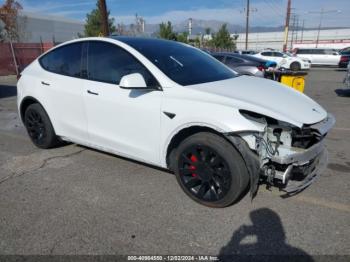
(173, 132, 249, 208)
(290, 62, 301, 71)
(24, 103, 60, 149)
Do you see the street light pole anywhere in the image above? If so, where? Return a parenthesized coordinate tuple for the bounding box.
(245, 0, 250, 50)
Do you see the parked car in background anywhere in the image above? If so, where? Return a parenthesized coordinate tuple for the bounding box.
(294, 48, 341, 66)
(339, 49, 350, 68)
(344, 62, 350, 88)
(254, 50, 310, 71)
(212, 52, 277, 77)
(233, 50, 257, 55)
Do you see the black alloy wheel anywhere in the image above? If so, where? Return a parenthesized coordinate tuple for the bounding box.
(173, 132, 249, 207)
(178, 145, 231, 202)
(24, 103, 60, 149)
(290, 62, 301, 71)
(25, 108, 46, 145)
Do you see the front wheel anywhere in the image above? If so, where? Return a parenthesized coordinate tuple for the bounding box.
(173, 132, 249, 207)
(24, 103, 60, 149)
(290, 62, 301, 71)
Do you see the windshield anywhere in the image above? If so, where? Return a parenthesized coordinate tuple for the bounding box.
(114, 37, 237, 86)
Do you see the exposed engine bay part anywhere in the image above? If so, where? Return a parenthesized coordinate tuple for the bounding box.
(227, 112, 335, 197)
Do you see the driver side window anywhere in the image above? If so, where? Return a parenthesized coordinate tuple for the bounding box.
(274, 52, 284, 57)
(87, 41, 159, 87)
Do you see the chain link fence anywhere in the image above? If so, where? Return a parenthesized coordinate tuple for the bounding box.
(0, 42, 54, 76)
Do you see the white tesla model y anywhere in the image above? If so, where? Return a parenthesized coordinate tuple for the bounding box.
(17, 37, 335, 207)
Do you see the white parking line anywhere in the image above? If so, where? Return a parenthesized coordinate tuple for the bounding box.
(333, 127, 350, 131)
(260, 187, 350, 212)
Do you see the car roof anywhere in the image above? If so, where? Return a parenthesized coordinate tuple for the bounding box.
(212, 52, 270, 63)
(110, 36, 186, 47)
(296, 48, 336, 50)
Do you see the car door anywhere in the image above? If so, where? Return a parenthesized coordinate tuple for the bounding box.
(297, 49, 313, 64)
(39, 41, 88, 143)
(272, 52, 287, 67)
(324, 49, 340, 65)
(312, 49, 325, 64)
(83, 41, 162, 164)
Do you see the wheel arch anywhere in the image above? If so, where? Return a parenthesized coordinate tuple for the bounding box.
(290, 61, 301, 70)
(20, 96, 45, 123)
(165, 125, 228, 170)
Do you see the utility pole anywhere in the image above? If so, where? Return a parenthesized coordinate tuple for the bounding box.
(300, 19, 305, 42)
(99, 0, 109, 36)
(290, 14, 296, 49)
(315, 8, 324, 48)
(283, 0, 291, 52)
(245, 0, 250, 50)
(295, 15, 299, 43)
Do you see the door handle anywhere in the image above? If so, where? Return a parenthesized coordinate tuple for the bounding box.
(87, 90, 99, 95)
(41, 81, 50, 86)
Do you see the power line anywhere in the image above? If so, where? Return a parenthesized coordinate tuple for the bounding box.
(262, 0, 284, 18)
(306, 8, 341, 47)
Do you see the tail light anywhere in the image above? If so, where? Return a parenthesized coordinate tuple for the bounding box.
(340, 56, 349, 62)
(257, 65, 265, 71)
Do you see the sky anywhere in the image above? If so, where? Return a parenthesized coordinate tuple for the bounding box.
(4, 0, 350, 28)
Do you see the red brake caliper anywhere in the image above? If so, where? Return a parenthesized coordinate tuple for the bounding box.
(190, 155, 197, 177)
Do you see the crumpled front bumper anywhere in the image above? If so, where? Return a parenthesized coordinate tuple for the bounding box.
(281, 145, 328, 194)
(268, 114, 335, 194)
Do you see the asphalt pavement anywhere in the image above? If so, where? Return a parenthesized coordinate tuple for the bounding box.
(0, 69, 349, 258)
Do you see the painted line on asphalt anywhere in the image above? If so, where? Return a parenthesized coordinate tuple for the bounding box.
(294, 195, 350, 213)
(333, 127, 350, 131)
(260, 188, 350, 212)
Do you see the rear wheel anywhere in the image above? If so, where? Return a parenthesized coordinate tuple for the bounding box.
(173, 132, 249, 207)
(290, 62, 301, 71)
(24, 103, 60, 149)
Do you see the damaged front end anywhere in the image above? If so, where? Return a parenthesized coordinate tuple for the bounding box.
(226, 110, 335, 197)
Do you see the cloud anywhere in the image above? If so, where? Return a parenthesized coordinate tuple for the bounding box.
(114, 8, 246, 25)
(20, 0, 93, 14)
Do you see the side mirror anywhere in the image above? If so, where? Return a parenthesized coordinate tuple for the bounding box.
(119, 73, 147, 89)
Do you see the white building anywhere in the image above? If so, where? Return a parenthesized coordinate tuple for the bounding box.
(234, 28, 350, 51)
(17, 12, 84, 43)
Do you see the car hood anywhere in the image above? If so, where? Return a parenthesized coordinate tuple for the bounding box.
(186, 76, 327, 127)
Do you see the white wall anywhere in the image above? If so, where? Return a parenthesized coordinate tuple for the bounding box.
(234, 28, 350, 51)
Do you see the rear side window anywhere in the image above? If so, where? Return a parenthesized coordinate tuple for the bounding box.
(273, 52, 284, 57)
(226, 56, 244, 64)
(324, 49, 337, 55)
(296, 49, 311, 54)
(261, 52, 273, 56)
(87, 41, 158, 87)
(312, 49, 325, 54)
(213, 55, 225, 62)
(40, 42, 83, 77)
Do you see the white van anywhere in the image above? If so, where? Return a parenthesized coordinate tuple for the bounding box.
(294, 48, 341, 66)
